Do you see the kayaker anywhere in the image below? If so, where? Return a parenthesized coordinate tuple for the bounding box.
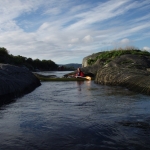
(75, 68, 84, 77)
(64, 68, 85, 78)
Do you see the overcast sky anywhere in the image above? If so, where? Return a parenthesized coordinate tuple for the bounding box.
(0, 0, 150, 64)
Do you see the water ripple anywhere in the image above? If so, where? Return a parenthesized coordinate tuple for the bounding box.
(0, 76, 150, 149)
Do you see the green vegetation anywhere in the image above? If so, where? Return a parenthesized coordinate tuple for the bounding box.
(87, 47, 150, 65)
(0, 47, 58, 71)
(0, 47, 9, 55)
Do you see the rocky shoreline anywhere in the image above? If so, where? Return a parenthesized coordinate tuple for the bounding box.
(0, 64, 41, 105)
(81, 50, 150, 95)
(1, 49, 150, 104)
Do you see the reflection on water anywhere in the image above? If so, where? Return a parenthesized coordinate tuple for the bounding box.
(76, 81, 84, 91)
(0, 72, 150, 150)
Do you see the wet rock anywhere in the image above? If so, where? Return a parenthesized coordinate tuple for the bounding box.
(0, 64, 41, 104)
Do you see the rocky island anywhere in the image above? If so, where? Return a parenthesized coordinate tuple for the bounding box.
(81, 48, 150, 95)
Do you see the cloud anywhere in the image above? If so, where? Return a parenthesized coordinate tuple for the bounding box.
(43, 7, 61, 15)
(71, 38, 79, 43)
(0, 1, 40, 24)
(66, 0, 131, 31)
(120, 38, 131, 45)
(0, 0, 150, 64)
(143, 47, 150, 51)
(112, 38, 133, 49)
(83, 35, 93, 43)
(68, 44, 72, 48)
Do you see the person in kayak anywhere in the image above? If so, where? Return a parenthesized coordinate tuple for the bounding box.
(64, 68, 91, 80)
(75, 68, 84, 77)
(64, 68, 85, 78)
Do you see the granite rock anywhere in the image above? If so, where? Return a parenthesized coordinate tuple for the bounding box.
(0, 64, 41, 104)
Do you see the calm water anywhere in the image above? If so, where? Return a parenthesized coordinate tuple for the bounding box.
(0, 71, 150, 150)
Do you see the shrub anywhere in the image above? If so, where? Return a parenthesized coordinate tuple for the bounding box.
(87, 47, 150, 65)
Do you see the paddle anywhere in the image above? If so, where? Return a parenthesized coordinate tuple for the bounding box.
(65, 74, 91, 80)
(75, 76, 91, 80)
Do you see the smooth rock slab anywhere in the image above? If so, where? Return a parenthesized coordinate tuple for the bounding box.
(0, 64, 41, 104)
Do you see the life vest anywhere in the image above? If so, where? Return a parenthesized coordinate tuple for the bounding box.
(76, 71, 84, 77)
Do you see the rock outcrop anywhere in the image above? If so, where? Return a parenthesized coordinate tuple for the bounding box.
(82, 52, 150, 95)
(81, 59, 104, 76)
(82, 52, 102, 67)
(0, 64, 41, 104)
(95, 67, 150, 94)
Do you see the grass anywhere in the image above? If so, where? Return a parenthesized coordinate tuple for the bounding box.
(87, 47, 150, 65)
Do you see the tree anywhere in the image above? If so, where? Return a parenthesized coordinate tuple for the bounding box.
(0, 47, 58, 71)
(0, 47, 9, 55)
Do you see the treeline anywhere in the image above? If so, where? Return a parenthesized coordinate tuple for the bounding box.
(0, 47, 58, 71)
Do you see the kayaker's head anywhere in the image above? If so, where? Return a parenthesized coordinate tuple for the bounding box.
(77, 68, 81, 72)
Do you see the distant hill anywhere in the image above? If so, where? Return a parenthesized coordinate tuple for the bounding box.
(63, 63, 82, 68)
(58, 63, 82, 70)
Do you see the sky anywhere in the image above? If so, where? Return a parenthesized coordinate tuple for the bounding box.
(0, 0, 150, 64)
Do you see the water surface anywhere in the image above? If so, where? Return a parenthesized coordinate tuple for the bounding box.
(0, 71, 150, 150)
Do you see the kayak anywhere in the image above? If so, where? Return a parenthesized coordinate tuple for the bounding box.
(38, 77, 91, 81)
(33, 73, 92, 81)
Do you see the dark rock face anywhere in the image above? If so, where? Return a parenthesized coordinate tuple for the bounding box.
(82, 52, 102, 67)
(0, 64, 41, 104)
(83, 54, 150, 95)
(95, 67, 150, 94)
(81, 59, 104, 76)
